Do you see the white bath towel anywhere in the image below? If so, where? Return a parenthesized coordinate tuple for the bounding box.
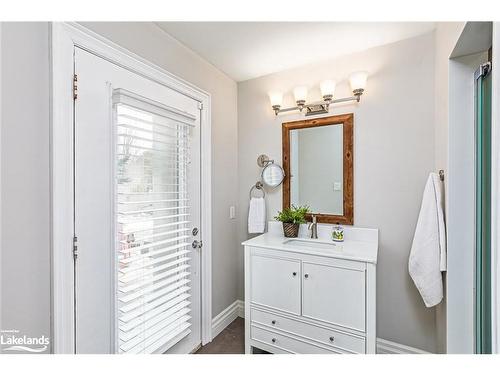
(248, 197, 266, 234)
(409, 173, 447, 307)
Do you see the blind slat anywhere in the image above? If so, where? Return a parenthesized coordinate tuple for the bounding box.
(118, 220, 190, 234)
(119, 285, 191, 314)
(119, 249, 191, 274)
(120, 256, 190, 283)
(119, 264, 190, 293)
(118, 206, 190, 216)
(142, 324, 191, 354)
(119, 242, 190, 264)
(120, 299, 191, 336)
(119, 228, 190, 245)
(118, 213, 190, 226)
(117, 122, 188, 141)
(117, 133, 189, 149)
(118, 198, 189, 205)
(120, 308, 191, 351)
(118, 271, 190, 304)
(118, 235, 190, 254)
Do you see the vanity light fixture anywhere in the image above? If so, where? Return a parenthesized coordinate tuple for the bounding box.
(269, 92, 284, 115)
(320, 79, 336, 102)
(293, 86, 308, 111)
(269, 72, 368, 116)
(349, 71, 368, 98)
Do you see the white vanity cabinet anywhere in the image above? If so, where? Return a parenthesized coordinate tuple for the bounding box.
(243, 225, 378, 354)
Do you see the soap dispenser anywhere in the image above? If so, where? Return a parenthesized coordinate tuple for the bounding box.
(332, 222, 344, 242)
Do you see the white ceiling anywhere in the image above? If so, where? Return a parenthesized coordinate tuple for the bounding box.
(156, 22, 436, 82)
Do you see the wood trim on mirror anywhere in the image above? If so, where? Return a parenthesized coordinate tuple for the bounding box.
(282, 114, 354, 225)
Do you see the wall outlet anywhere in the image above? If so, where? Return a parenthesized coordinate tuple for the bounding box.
(229, 205, 236, 219)
(333, 182, 342, 191)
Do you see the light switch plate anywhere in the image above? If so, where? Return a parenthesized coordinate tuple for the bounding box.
(229, 205, 236, 219)
(333, 182, 342, 191)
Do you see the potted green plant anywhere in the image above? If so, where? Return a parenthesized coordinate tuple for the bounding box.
(274, 205, 310, 238)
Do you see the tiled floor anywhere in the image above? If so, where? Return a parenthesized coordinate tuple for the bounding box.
(195, 317, 245, 354)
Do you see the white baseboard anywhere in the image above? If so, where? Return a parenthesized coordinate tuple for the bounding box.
(212, 300, 429, 354)
(376, 338, 430, 354)
(211, 300, 245, 340)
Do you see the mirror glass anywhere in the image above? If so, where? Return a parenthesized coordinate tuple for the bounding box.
(262, 163, 285, 188)
(289, 124, 344, 215)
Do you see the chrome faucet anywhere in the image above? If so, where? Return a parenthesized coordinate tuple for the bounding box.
(308, 215, 318, 239)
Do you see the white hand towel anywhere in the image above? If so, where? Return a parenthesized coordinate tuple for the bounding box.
(248, 197, 266, 234)
(409, 172, 447, 307)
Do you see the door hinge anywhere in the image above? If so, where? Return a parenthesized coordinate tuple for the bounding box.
(73, 74, 78, 100)
(73, 236, 78, 260)
(198, 102, 203, 110)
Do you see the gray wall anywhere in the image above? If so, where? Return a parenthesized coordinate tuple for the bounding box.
(0, 22, 239, 352)
(0, 22, 51, 351)
(237, 32, 438, 352)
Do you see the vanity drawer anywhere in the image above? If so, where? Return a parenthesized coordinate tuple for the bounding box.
(251, 308, 365, 353)
(251, 325, 339, 354)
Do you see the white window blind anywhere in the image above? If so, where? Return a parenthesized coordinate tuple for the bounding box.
(114, 89, 195, 354)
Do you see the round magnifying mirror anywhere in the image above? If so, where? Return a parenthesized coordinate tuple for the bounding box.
(261, 163, 285, 188)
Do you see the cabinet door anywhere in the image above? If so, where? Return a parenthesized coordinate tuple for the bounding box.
(302, 262, 366, 331)
(250, 255, 301, 315)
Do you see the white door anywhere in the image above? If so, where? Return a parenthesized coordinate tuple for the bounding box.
(302, 262, 365, 331)
(250, 254, 301, 315)
(74, 47, 202, 354)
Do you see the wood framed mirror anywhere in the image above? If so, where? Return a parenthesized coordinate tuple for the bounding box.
(282, 114, 353, 225)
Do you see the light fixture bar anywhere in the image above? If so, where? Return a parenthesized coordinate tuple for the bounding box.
(274, 92, 363, 116)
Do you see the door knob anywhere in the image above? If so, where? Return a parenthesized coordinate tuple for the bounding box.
(192, 240, 203, 249)
(304, 273, 309, 279)
(192, 227, 199, 236)
(272, 338, 276, 343)
(292, 272, 297, 276)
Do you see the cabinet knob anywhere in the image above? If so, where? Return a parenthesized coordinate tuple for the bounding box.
(271, 320, 276, 325)
(304, 273, 309, 279)
(292, 272, 297, 276)
(329, 336, 335, 342)
(272, 338, 276, 343)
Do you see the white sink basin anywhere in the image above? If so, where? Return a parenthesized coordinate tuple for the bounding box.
(283, 238, 340, 251)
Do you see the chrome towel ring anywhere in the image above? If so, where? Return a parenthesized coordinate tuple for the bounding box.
(249, 181, 265, 199)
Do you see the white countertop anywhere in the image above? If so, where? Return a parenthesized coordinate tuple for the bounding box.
(242, 222, 378, 264)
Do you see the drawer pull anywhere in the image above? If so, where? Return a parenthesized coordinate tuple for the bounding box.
(272, 338, 277, 343)
(292, 272, 297, 276)
(304, 273, 309, 279)
(271, 320, 276, 325)
(329, 336, 335, 342)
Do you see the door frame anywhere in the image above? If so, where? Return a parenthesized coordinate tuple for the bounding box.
(50, 22, 212, 353)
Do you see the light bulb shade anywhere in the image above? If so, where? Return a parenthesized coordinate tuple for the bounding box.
(293, 86, 308, 103)
(349, 71, 368, 92)
(320, 80, 336, 98)
(268, 92, 283, 107)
